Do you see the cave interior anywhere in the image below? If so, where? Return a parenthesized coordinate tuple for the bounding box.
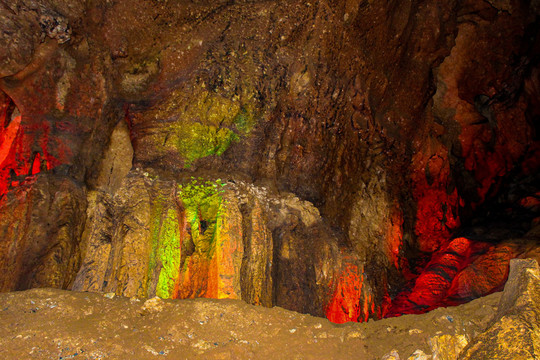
(0, 0, 539, 326)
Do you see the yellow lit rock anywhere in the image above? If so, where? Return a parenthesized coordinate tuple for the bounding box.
(459, 259, 540, 360)
(429, 334, 468, 360)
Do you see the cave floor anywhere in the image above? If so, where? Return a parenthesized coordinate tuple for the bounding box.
(0, 288, 501, 360)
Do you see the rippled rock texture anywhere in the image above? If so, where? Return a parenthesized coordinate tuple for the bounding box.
(0, 0, 539, 325)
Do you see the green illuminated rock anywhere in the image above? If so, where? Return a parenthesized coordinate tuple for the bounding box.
(156, 208, 182, 298)
(150, 85, 257, 167)
(178, 178, 226, 253)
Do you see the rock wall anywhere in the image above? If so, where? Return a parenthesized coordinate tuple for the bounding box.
(0, 0, 539, 323)
(0, 174, 86, 291)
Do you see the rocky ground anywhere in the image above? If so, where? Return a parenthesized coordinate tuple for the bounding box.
(1, 259, 538, 360)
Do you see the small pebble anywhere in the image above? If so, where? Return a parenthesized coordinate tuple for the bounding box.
(407, 349, 429, 360)
(381, 349, 400, 360)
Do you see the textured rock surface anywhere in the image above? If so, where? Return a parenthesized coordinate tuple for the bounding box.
(72, 170, 346, 317)
(92, 119, 133, 193)
(0, 174, 86, 291)
(387, 227, 540, 316)
(459, 258, 540, 359)
(0, 0, 539, 325)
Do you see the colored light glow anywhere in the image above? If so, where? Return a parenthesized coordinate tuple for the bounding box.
(146, 196, 165, 295)
(0, 95, 60, 197)
(385, 237, 512, 317)
(0, 115, 22, 167)
(410, 147, 461, 253)
(151, 178, 237, 300)
(31, 153, 41, 175)
(325, 263, 364, 323)
(158, 89, 257, 168)
(325, 262, 378, 324)
(155, 208, 182, 299)
(325, 132, 531, 323)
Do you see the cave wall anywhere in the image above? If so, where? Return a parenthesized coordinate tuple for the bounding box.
(0, 0, 539, 322)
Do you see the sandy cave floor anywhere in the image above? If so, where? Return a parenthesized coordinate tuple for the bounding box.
(0, 288, 502, 359)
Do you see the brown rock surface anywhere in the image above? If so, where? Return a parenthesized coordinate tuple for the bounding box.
(0, 174, 86, 291)
(0, 259, 538, 359)
(72, 171, 347, 318)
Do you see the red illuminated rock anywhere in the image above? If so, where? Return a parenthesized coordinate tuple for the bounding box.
(446, 244, 515, 303)
(325, 261, 380, 323)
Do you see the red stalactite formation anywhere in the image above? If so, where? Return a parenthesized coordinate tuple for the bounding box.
(325, 260, 382, 324)
(0, 94, 59, 197)
(325, 263, 364, 324)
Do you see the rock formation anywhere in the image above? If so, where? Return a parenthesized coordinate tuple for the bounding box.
(0, 0, 539, 330)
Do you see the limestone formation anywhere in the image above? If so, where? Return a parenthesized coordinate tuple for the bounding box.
(0, 174, 86, 291)
(72, 171, 343, 317)
(459, 258, 540, 359)
(0, 0, 538, 337)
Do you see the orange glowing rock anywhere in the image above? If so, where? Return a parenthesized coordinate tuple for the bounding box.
(173, 180, 243, 301)
(0, 115, 21, 167)
(325, 262, 377, 324)
(325, 264, 363, 323)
